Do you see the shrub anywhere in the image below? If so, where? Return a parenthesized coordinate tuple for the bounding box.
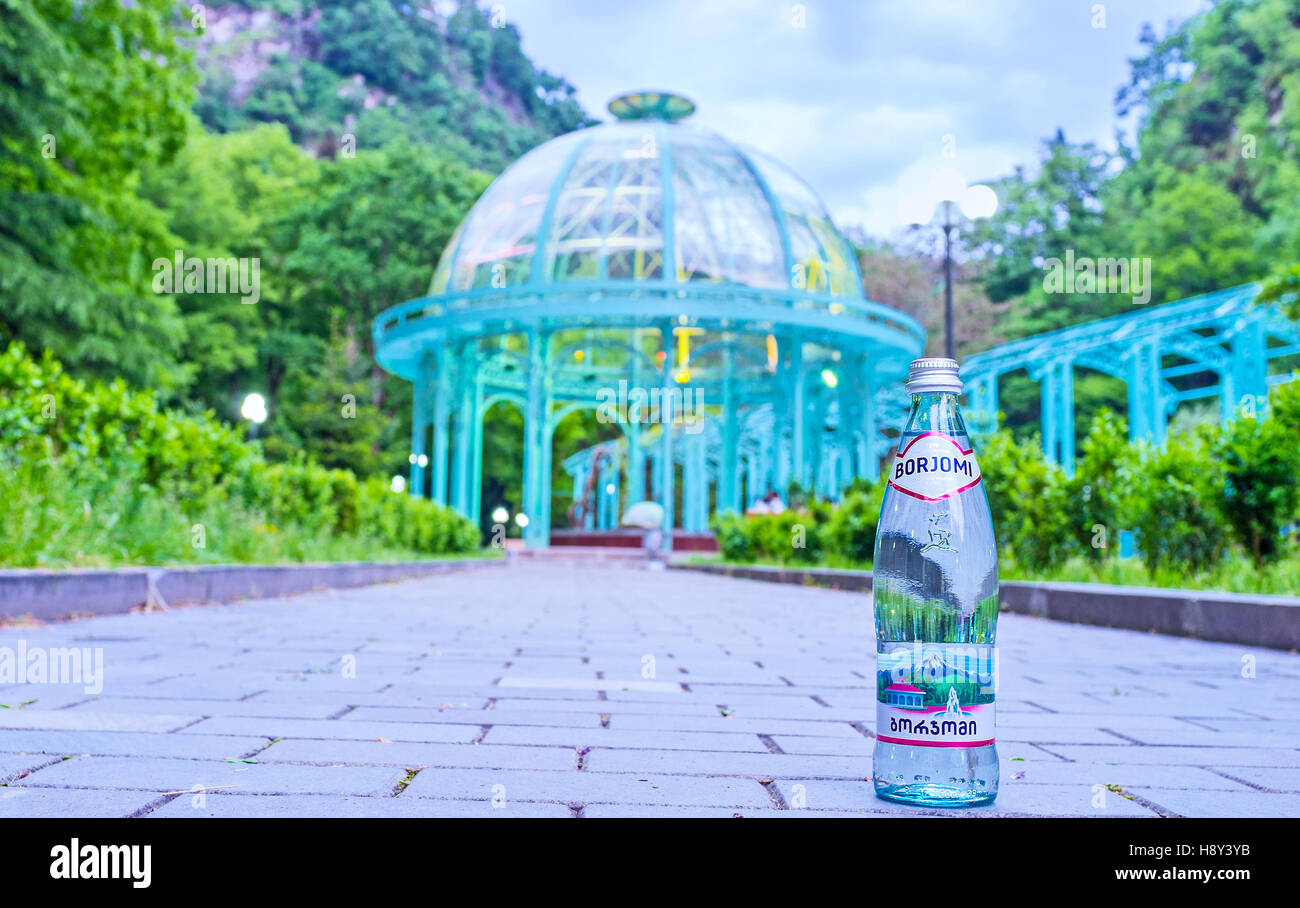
(825, 483, 884, 565)
(711, 510, 754, 562)
(1127, 436, 1224, 573)
(0, 342, 479, 565)
(1062, 410, 1139, 562)
(977, 428, 1074, 570)
(1207, 390, 1300, 566)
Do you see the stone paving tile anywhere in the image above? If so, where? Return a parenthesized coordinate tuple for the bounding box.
(147, 792, 573, 818)
(1, 562, 1296, 817)
(15, 755, 406, 796)
(1201, 766, 1300, 791)
(64, 695, 345, 719)
(767, 734, 875, 756)
(0, 730, 268, 760)
(177, 715, 487, 743)
(0, 787, 165, 818)
(481, 724, 769, 752)
(0, 688, 99, 710)
(610, 714, 867, 737)
(1033, 744, 1300, 767)
(0, 753, 63, 784)
(1194, 718, 1300, 735)
(771, 778, 1159, 817)
(400, 767, 772, 809)
(583, 747, 884, 778)
(1124, 788, 1300, 818)
(1097, 726, 1285, 747)
(0, 709, 198, 733)
(258, 739, 578, 770)
(579, 804, 915, 818)
(339, 705, 606, 727)
(999, 762, 1257, 791)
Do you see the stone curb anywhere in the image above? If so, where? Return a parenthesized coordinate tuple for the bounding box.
(673, 563, 1300, 651)
(0, 558, 502, 622)
(676, 562, 874, 592)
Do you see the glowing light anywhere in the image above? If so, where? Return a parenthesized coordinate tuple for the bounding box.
(390, 475, 406, 493)
(604, 483, 616, 495)
(417, 454, 428, 468)
(960, 184, 998, 219)
(673, 325, 704, 377)
(240, 393, 268, 424)
(514, 513, 530, 528)
(491, 506, 509, 524)
(821, 369, 838, 388)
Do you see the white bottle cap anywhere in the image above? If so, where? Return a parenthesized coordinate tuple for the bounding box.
(906, 357, 963, 395)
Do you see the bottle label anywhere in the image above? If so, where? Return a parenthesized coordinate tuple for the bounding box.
(876, 642, 996, 747)
(888, 432, 982, 502)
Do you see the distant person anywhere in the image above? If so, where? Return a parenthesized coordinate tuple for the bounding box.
(746, 490, 785, 516)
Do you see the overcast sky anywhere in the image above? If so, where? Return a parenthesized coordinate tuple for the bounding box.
(500, 0, 1209, 238)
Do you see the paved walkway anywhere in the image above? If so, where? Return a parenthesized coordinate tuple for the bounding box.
(1, 562, 1297, 817)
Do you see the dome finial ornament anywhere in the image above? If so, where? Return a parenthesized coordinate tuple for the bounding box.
(607, 91, 696, 122)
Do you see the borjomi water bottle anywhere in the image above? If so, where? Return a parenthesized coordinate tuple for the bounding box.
(872, 357, 999, 807)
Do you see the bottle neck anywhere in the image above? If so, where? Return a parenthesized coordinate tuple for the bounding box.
(902, 392, 969, 443)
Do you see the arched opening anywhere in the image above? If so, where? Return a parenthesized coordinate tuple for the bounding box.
(1073, 364, 1126, 450)
(480, 398, 524, 537)
(998, 367, 1039, 446)
(551, 406, 622, 533)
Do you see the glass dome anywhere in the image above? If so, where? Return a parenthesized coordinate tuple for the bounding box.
(374, 93, 926, 550)
(428, 106, 864, 300)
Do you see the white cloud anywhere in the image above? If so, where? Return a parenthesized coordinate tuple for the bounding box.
(502, 0, 1210, 238)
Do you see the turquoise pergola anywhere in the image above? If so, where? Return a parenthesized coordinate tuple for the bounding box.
(961, 283, 1300, 473)
(372, 92, 924, 547)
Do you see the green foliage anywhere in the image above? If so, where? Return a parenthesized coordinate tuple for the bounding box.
(825, 484, 885, 564)
(1207, 388, 1300, 567)
(0, 342, 257, 514)
(195, 1, 592, 170)
(0, 343, 478, 566)
(974, 427, 1069, 571)
(1124, 170, 1264, 301)
(1258, 263, 1300, 323)
(968, 135, 1113, 316)
(1061, 410, 1139, 563)
(713, 382, 1299, 590)
(709, 506, 827, 566)
(711, 511, 755, 563)
(0, 0, 196, 391)
(1126, 436, 1224, 573)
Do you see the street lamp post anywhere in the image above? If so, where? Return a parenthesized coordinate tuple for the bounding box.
(899, 170, 998, 360)
(942, 200, 956, 361)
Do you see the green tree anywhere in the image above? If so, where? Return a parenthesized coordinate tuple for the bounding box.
(139, 122, 318, 414)
(1122, 170, 1263, 300)
(0, 0, 196, 392)
(263, 147, 490, 474)
(1208, 382, 1300, 567)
